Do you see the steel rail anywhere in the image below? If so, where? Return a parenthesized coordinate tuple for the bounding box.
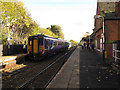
(3, 51, 64, 80)
(43, 48, 75, 89)
(17, 49, 72, 89)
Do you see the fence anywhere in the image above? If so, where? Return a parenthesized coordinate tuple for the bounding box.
(2, 45, 27, 56)
(113, 49, 120, 62)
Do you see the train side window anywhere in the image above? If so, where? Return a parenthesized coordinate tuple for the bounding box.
(63, 42, 65, 45)
(58, 42, 60, 45)
(52, 40, 54, 46)
(58, 42, 62, 45)
(46, 40, 50, 46)
(48, 40, 50, 46)
(56, 42, 58, 46)
(46, 40, 48, 45)
(54, 42, 56, 46)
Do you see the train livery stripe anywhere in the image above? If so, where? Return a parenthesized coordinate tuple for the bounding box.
(33, 39, 38, 53)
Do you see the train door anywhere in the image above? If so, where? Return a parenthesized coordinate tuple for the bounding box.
(39, 37, 43, 51)
(33, 38, 38, 54)
(27, 38, 33, 54)
(38, 37, 45, 54)
(42, 38, 45, 54)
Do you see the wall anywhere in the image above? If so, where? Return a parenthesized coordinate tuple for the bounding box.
(105, 20, 120, 62)
(3, 45, 27, 56)
(105, 43, 113, 59)
(105, 20, 119, 41)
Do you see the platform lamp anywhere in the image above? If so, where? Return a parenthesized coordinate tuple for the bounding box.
(94, 15, 105, 60)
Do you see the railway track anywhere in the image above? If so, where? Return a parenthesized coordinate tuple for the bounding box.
(2, 47, 76, 89)
(18, 47, 76, 89)
(2, 51, 64, 80)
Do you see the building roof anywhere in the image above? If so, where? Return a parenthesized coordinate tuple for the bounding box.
(98, 2, 117, 17)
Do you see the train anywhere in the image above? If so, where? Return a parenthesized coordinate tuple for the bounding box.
(27, 34, 70, 60)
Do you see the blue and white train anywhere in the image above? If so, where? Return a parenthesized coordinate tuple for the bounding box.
(27, 34, 69, 59)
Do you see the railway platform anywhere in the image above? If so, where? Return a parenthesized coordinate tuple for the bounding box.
(0, 53, 27, 72)
(47, 46, 80, 88)
(46, 46, 120, 89)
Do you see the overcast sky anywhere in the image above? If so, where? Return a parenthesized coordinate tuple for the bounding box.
(18, 0, 97, 42)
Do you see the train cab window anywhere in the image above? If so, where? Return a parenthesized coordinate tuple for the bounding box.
(29, 40, 32, 45)
(39, 38, 43, 45)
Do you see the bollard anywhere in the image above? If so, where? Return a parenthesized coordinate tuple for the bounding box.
(105, 51, 107, 59)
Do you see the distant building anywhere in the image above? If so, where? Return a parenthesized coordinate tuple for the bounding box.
(80, 32, 91, 48)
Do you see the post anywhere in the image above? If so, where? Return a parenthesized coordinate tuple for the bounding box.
(89, 36, 90, 49)
(102, 17, 105, 60)
(94, 15, 105, 60)
(7, 27, 11, 55)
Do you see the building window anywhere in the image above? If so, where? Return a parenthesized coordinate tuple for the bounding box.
(113, 43, 117, 50)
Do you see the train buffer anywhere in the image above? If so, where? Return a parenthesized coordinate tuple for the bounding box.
(0, 54, 27, 72)
(47, 46, 80, 88)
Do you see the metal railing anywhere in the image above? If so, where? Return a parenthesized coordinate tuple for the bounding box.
(113, 49, 120, 62)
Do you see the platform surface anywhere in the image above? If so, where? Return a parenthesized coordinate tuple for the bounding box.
(47, 46, 120, 89)
(47, 46, 80, 88)
(0, 54, 27, 66)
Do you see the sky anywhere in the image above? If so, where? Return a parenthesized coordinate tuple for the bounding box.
(18, 0, 97, 42)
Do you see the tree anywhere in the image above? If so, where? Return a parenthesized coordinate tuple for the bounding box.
(46, 27, 51, 30)
(70, 40, 78, 46)
(1, 1, 33, 44)
(50, 25, 64, 39)
(1, 1, 65, 44)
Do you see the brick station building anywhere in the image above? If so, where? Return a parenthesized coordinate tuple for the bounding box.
(93, 0, 120, 66)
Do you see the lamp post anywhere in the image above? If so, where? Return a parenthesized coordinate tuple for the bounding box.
(89, 35, 90, 49)
(94, 15, 105, 60)
(6, 23, 12, 55)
